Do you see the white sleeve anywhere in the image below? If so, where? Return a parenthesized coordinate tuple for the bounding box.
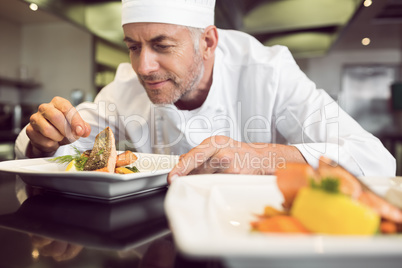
(273, 48, 396, 177)
(14, 124, 30, 159)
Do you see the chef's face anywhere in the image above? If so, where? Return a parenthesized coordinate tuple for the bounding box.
(123, 23, 204, 105)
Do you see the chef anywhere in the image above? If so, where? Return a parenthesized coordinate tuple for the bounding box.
(15, 0, 396, 181)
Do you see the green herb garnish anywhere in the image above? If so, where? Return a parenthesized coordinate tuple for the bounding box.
(126, 166, 140, 173)
(50, 146, 88, 171)
(310, 177, 340, 194)
(74, 156, 89, 171)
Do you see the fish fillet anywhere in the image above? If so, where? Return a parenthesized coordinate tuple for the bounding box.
(83, 127, 117, 173)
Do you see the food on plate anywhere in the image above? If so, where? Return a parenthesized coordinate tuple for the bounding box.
(51, 147, 90, 171)
(276, 162, 317, 210)
(51, 127, 139, 174)
(291, 179, 380, 235)
(251, 215, 310, 234)
(115, 166, 140, 174)
(386, 183, 402, 210)
(116, 150, 138, 167)
(82, 127, 117, 173)
(317, 157, 402, 224)
(317, 157, 362, 199)
(65, 160, 79, 172)
(252, 156, 402, 235)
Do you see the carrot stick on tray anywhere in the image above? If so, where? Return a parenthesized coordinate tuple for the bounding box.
(251, 214, 310, 234)
(116, 150, 138, 167)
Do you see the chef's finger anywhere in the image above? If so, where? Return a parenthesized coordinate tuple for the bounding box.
(53, 244, 83, 262)
(26, 135, 60, 155)
(28, 114, 65, 144)
(36, 103, 76, 141)
(25, 138, 59, 159)
(50, 97, 87, 137)
(82, 122, 91, 137)
(167, 141, 218, 183)
(39, 241, 68, 257)
(190, 154, 233, 175)
(30, 235, 53, 247)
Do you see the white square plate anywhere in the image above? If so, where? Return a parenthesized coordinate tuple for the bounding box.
(164, 174, 402, 259)
(0, 152, 179, 200)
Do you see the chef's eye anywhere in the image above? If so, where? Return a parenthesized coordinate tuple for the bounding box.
(128, 45, 140, 52)
(154, 44, 171, 51)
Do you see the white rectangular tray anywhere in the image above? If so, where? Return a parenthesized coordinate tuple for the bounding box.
(0, 153, 178, 200)
(165, 174, 402, 259)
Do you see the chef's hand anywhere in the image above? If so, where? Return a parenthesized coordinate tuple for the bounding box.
(167, 136, 306, 184)
(139, 236, 176, 268)
(30, 235, 84, 262)
(26, 97, 91, 158)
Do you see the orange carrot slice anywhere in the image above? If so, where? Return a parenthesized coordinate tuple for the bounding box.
(380, 220, 398, 234)
(252, 215, 310, 234)
(115, 167, 136, 174)
(263, 206, 286, 217)
(276, 162, 317, 210)
(116, 151, 138, 167)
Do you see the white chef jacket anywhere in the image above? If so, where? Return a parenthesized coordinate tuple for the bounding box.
(15, 29, 396, 176)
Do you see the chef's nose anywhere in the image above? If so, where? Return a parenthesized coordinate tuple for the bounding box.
(136, 47, 159, 75)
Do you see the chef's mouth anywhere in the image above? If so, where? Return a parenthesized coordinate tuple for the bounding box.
(146, 80, 166, 84)
(143, 79, 170, 89)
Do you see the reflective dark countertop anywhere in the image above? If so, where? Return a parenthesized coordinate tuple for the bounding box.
(2, 171, 402, 268)
(0, 171, 225, 268)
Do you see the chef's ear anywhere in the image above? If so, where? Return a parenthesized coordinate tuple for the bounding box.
(200, 25, 218, 60)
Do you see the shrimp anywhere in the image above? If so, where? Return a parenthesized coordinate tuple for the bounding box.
(318, 156, 402, 224)
(276, 162, 318, 210)
(275, 157, 402, 224)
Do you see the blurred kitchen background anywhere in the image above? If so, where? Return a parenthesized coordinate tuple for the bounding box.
(0, 0, 401, 174)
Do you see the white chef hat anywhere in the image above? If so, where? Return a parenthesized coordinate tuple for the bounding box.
(121, 0, 215, 28)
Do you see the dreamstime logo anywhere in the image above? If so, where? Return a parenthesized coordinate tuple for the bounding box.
(135, 154, 179, 172)
(299, 101, 340, 165)
(67, 100, 340, 167)
(159, 151, 287, 174)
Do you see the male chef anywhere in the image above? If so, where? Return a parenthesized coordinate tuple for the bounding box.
(15, 0, 396, 181)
